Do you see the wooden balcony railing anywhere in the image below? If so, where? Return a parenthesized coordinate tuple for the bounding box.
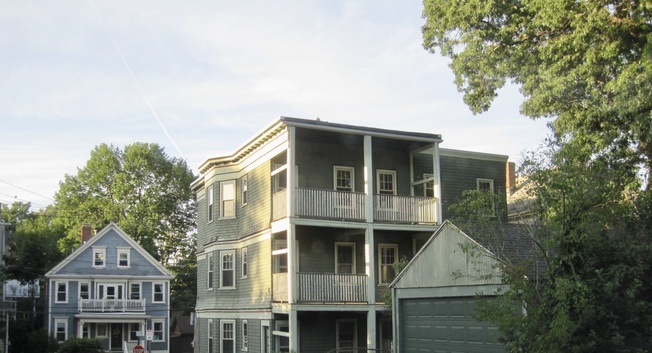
(296, 188, 365, 220)
(272, 272, 368, 303)
(275, 187, 438, 224)
(373, 194, 438, 224)
(78, 299, 146, 313)
(298, 273, 367, 302)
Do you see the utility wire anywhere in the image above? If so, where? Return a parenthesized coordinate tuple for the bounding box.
(0, 179, 54, 201)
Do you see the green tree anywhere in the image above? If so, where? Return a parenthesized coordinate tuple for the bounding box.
(450, 140, 652, 352)
(422, 0, 652, 189)
(54, 142, 197, 265)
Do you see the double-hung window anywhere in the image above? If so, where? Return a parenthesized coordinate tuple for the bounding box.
(477, 178, 496, 216)
(378, 244, 398, 284)
(242, 175, 248, 206)
(334, 166, 355, 192)
(55, 319, 67, 343)
(335, 242, 356, 274)
(376, 169, 396, 195)
(221, 180, 236, 218)
(130, 282, 141, 300)
(153, 319, 165, 341)
(117, 247, 130, 268)
(208, 187, 214, 222)
(220, 250, 235, 289)
(79, 282, 89, 300)
(241, 247, 248, 279)
(221, 320, 235, 353)
(56, 281, 68, 303)
(208, 319, 214, 353)
(242, 320, 249, 351)
(207, 253, 214, 290)
(423, 173, 434, 197)
(336, 320, 357, 351)
(152, 282, 164, 303)
(92, 247, 106, 268)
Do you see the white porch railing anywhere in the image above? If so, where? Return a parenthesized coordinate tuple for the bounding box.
(273, 273, 289, 302)
(78, 299, 146, 313)
(297, 273, 367, 302)
(272, 189, 287, 220)
(296, 188, 366, 220)
(373, 194, 438, 223)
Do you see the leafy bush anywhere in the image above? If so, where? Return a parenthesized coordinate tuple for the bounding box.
(56, 337, 103, 353)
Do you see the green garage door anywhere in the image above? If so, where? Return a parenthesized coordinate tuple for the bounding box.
(400, 297, 504, 353)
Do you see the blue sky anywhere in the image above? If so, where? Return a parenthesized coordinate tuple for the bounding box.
(0, 0, 550, 210)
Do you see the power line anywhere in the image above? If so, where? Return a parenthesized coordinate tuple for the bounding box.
(0, 179, 54, 201)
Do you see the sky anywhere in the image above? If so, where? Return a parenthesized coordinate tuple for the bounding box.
(0, 0, 551, 211)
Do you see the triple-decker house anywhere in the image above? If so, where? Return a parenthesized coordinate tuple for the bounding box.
(45, 223, 174, 353)
(192, 117, 507, 353)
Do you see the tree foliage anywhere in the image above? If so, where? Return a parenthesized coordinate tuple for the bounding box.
(422, 0, 652, 188)
(2, 204, 64, 286)
(54, 142, 197, 265)
(450, 139, 652, 352)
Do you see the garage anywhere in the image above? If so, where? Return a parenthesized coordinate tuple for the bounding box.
(399, 297, 503, 353)
(390, 222, 511, 353)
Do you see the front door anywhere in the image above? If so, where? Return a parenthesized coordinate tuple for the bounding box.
(110, 323, 122, 351)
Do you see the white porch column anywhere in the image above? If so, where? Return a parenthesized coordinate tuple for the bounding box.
(289, 309, 298, 353)
(363, 135, 373, 222)
(432, 143, 442, 223)
(367, 309, 377, 350)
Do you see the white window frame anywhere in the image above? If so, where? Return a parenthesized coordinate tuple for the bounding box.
(220, 250, 236, 289)
(376, 169, 397, 195)
(336, 319, 357, 350)
(221, 320, 236, 353)
(208, 319, 214, 353)
(152, 282, 165, 303)
(334, 166, 355, 192)
(207, 253, 214, 290)
(55, 318, 68, 343)
(241, 247, 248, 279)
(334, 242, 356, 274)
(79, 282, 90, 300)
(129, 282, 141, 300)
(55, 281, 68, 303)
(242, 320, 249, 351)
(477, 178, 494, 193)
(82, 323, 90, 338)
(220, 180, 236, 219)
(208, 186, 214, 222)
(117, 247, 130, 268)
(92, 246, 106, 268)
(378, 244, 398, 285)
(129, 322, 140, 342)
(152, 319, 165, 342)
(242, 175, 248, 206)
(274, 320, 289, 353)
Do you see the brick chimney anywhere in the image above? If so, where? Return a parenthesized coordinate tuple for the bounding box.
(81, 224, 92, 243)
(506, 162, 516, 196)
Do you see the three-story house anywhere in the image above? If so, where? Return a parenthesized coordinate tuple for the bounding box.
(193, 117, 507, 353)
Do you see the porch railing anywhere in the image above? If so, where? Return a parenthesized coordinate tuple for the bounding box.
(273, 273, 289, 302)
(78, 299, 146, 313)
(296, 188, 366, 220)
(276, 187, 438, 224)
(373, 194, 438, 224)
(298, 273, 367, 302)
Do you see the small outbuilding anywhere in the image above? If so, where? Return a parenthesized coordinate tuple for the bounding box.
(390, 221, 508, 353)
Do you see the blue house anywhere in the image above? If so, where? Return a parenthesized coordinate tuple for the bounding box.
(45, 223, 174, 352)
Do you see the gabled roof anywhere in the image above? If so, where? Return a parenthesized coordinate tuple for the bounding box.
(45, 222, 173, 279)
(390, 220, 543, 289)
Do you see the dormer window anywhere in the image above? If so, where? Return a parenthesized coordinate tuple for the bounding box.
(117, 247, 131, 268)
(93, 247, 106, 268)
